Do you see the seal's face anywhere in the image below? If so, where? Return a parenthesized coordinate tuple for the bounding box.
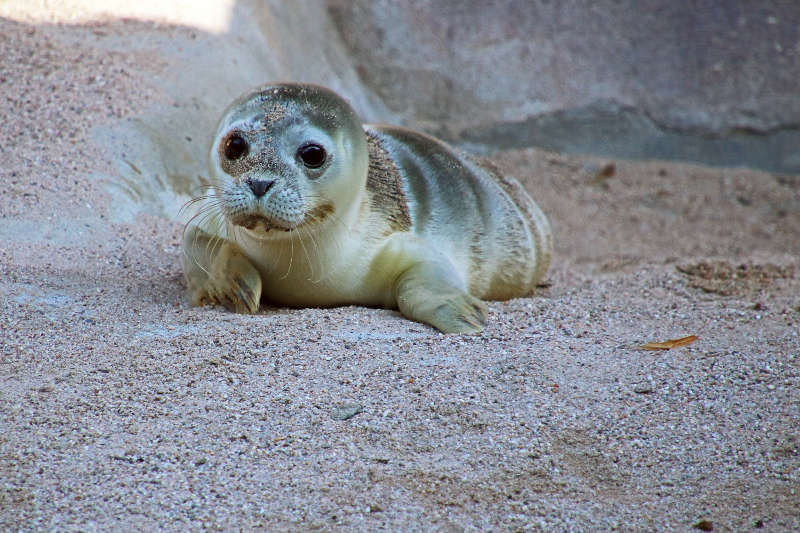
(209, 84, 368, 236)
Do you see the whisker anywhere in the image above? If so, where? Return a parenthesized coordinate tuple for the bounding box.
(303, 225, 323, 284)
(205, 218, 227, 267)
(278, 229, 295, 280)
(178, 188, 224, 217)
(300, 215, 328, 284)
(182, 200, 227, 277)
(295, 226, 316, 282)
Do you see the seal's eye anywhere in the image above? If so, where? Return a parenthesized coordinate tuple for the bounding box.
(224, 134, 248, 160)
(297, 143, 326, 169)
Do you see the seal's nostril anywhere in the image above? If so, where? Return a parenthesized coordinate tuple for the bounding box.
(247, 177, 274, 198)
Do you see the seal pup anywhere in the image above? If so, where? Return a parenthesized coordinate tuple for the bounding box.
(183, 83, 552, 333)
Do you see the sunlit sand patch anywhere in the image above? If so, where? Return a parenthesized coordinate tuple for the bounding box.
(0, 0, 234, 33)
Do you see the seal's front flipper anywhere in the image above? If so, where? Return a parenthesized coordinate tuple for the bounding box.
(393, 260, 487, 335)
(183, 225, 262, 314)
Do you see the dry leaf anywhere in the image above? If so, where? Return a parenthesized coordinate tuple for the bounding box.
(641, 335, 699, 351)
(692, 519, 713, 531)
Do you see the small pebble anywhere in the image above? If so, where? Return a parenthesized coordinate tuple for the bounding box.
(331, 403, 363, 420)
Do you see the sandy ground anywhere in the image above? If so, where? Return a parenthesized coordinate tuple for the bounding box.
(1, 11, 799, 533)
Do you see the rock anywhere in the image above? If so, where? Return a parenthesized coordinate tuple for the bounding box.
(327, 1, 800, 173)
(331, 403, 363, 421)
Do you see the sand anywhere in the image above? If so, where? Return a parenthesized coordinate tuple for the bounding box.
(1, 9, 798, 533)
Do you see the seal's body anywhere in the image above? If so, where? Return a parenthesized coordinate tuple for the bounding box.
(183, 84, 551, 333)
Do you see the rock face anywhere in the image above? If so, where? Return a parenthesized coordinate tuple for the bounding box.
(117, 0, 800, 185)
(10, 0, 793, 228)
(324, 0, 800, 173)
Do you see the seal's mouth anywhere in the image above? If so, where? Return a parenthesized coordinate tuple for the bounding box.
(228, 202, 334, 233)
(231, 215, 294, 232)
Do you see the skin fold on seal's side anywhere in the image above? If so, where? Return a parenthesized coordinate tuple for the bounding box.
(183, 83, 552, 333)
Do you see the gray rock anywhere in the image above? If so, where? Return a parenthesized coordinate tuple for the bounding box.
(326, 0, 800, 173)
(331, 403, 364, 421)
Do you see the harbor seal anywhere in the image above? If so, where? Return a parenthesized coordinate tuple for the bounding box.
(183, 83, 552, 333)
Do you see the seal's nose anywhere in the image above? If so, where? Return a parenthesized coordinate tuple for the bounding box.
(246, 177, 274, 198)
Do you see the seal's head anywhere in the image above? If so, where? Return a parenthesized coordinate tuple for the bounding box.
(209, 83, 368, 235)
